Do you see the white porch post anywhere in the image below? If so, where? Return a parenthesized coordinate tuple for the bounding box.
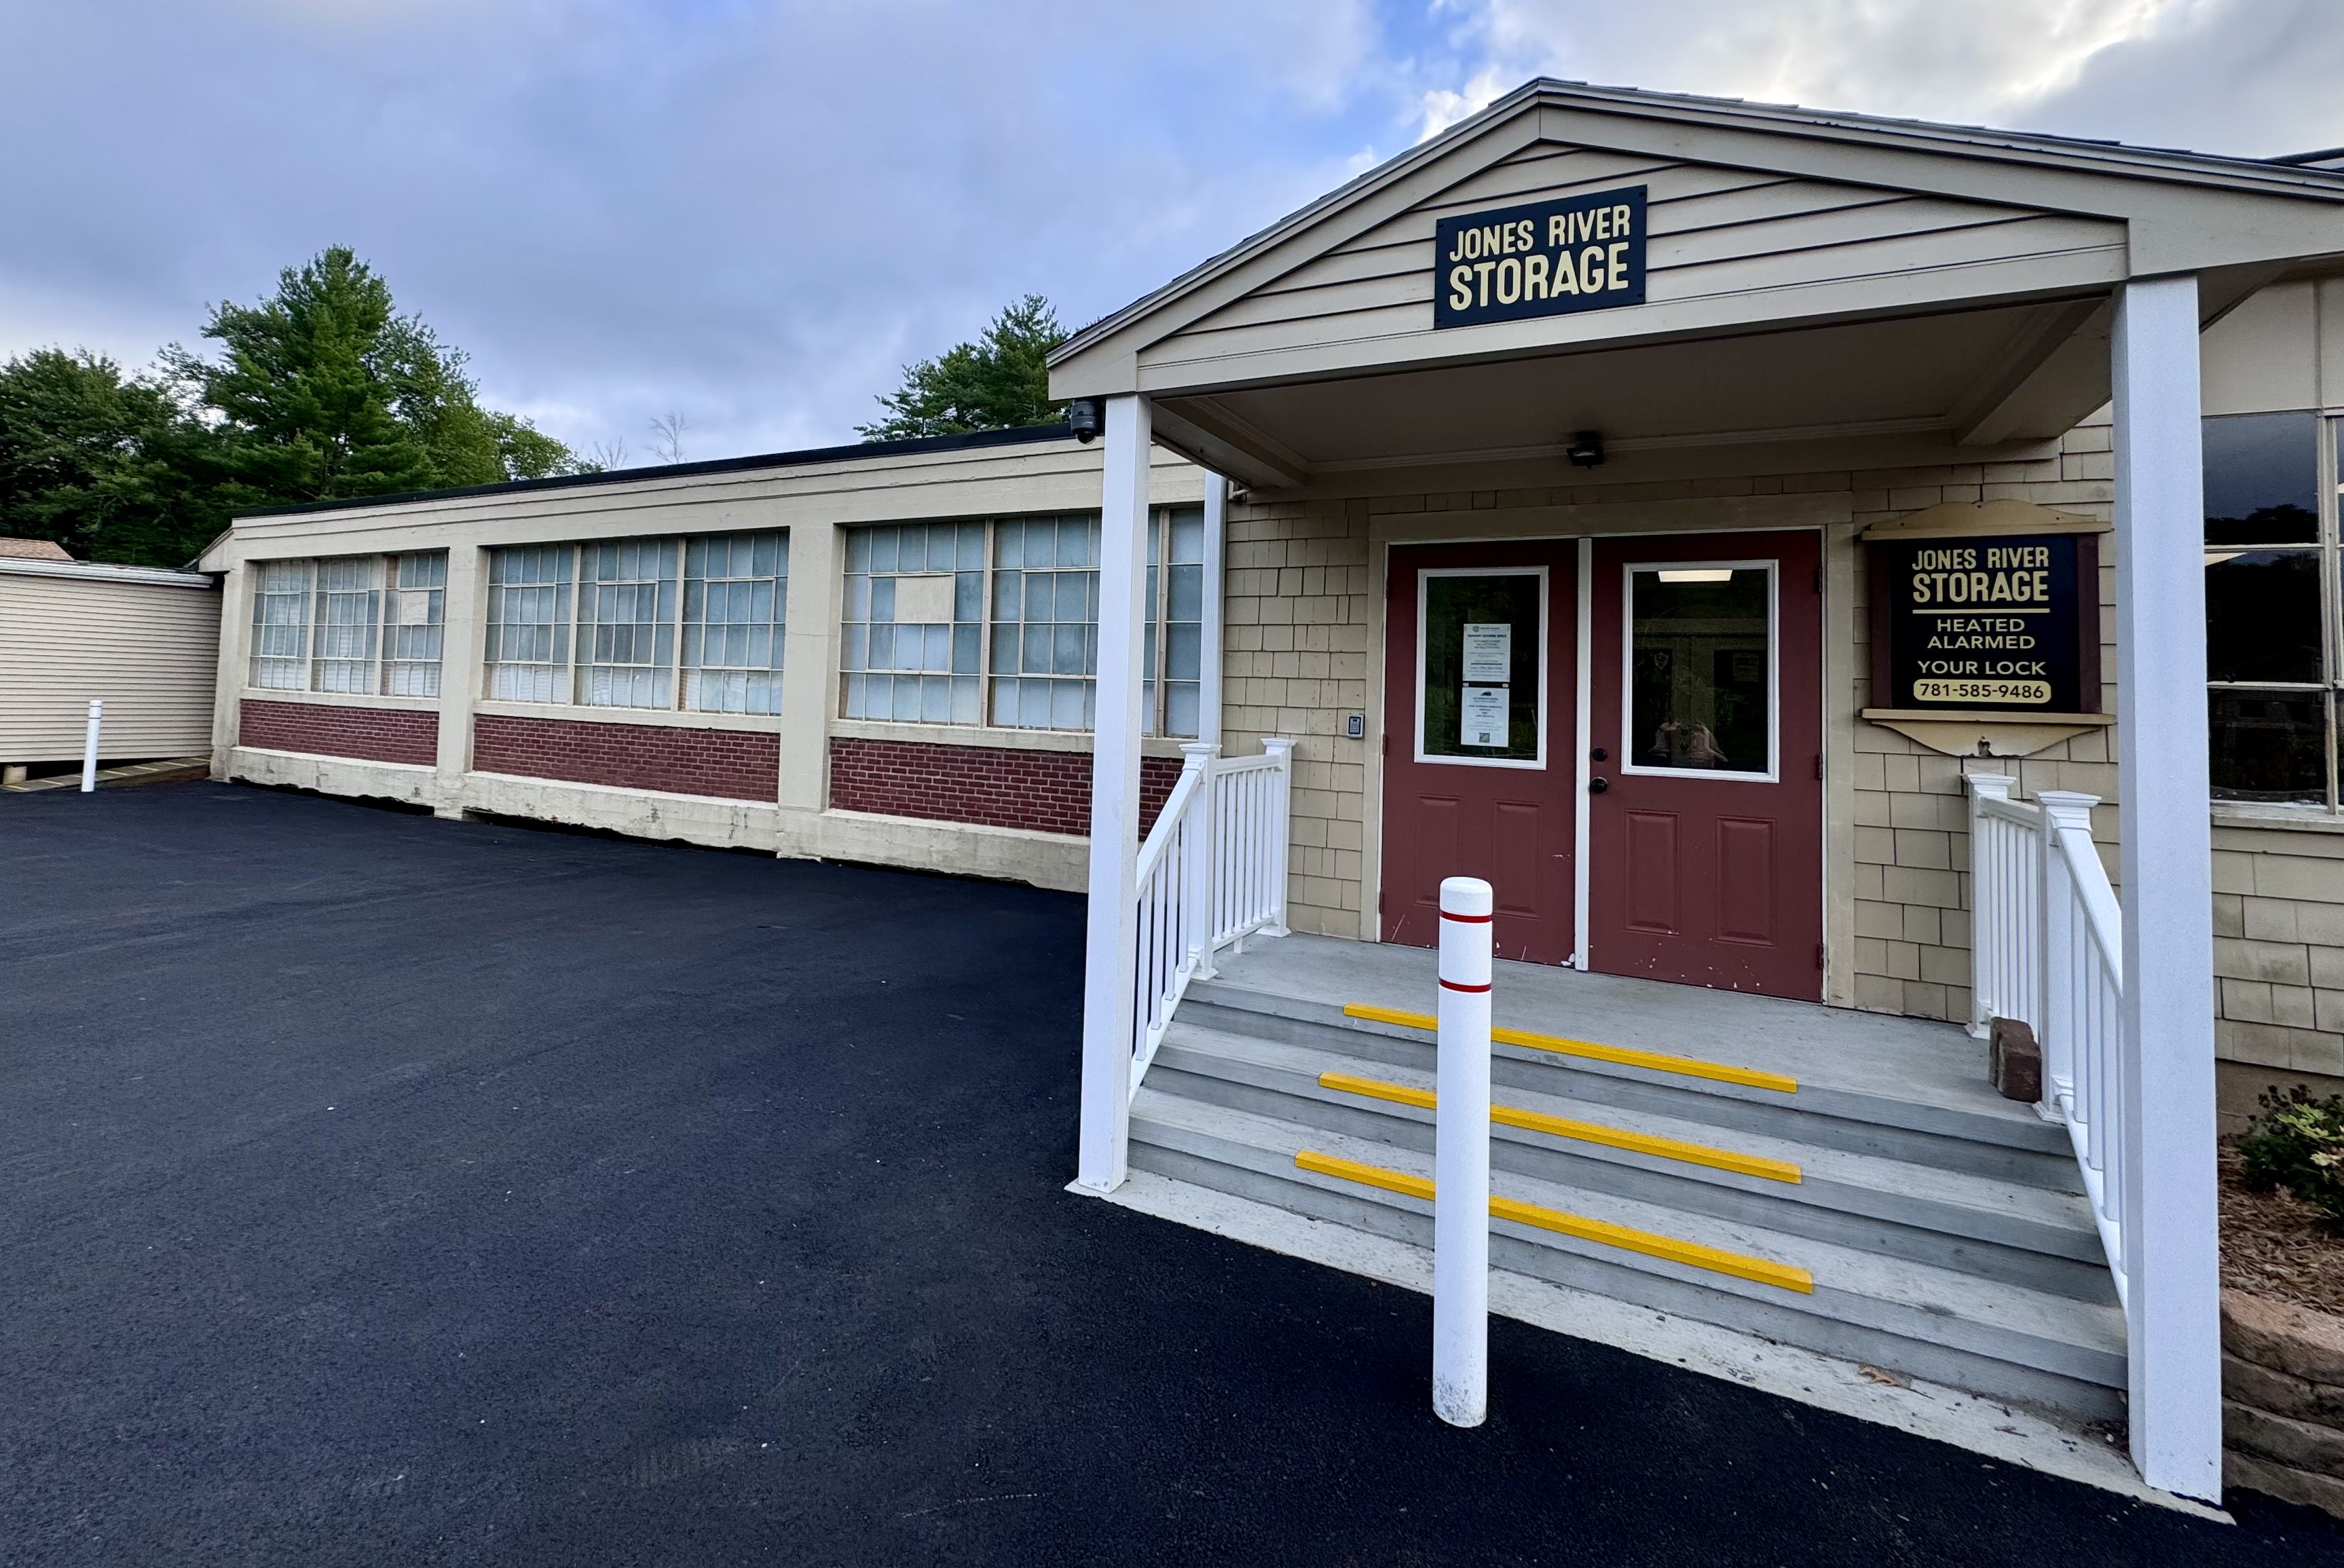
(1199, 474, 1227, 747)
(1077, 393, 1153, 1193)
(2110, 274, 2221, 1501)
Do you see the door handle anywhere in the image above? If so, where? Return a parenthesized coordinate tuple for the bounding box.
(1588, 777, 1610, 794)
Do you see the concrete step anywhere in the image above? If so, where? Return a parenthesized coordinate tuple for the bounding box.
(1128, 1087, 2128, 1423)
(1152, 1020, 2117, 1303)
(1181, 979, 2081, 1189)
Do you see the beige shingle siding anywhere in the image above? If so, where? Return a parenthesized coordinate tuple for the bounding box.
(0, 573, 221, 761)
(1221, 496, 1372, 936)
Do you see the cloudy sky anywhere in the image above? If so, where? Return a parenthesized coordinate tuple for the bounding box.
(5, 0, 2342, 463)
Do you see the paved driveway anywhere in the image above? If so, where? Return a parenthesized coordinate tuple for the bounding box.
(3, 782, 2337, 1566)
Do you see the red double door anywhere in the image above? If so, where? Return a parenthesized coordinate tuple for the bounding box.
(1380, 531, 1823, 1000)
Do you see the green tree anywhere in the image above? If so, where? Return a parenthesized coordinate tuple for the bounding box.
(1, 246, 592, 564)
(0, 348, 223, 566)
(859, 295, 1068, 440)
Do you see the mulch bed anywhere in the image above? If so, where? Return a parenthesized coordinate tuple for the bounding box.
(2220, 1144, 2344, 1315)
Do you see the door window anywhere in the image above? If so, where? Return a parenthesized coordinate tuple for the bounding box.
(1623, 563, 1776, 781)
(1416, 567, 1545, 766)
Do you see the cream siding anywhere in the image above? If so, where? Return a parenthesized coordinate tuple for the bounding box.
(1137, 146, 2127, 385)
(0, 570, 221, 762)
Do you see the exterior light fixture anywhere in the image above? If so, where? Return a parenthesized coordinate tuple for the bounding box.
(1564, 430, 1605, 468)
(1657, 568, 1736, 583)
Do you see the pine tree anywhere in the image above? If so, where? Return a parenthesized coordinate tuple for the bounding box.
(859, 295, 1068, 440)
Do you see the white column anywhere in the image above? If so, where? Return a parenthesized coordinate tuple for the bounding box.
(208, 562, 248, 779)
(2110, 274, 2221, 1503)
(777, 521, 839, 832)
(1076, 393, 1153, 1193)
(1200, 474, 1227, 746)
(434, 545, 486, 819)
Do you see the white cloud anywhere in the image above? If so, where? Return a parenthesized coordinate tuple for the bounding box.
(5, 0, 2342, 464)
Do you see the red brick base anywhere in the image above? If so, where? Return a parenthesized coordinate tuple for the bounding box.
(239, 699, 439, 766)
(472, 713, 779, 802)
(827, 736, 1179, 837)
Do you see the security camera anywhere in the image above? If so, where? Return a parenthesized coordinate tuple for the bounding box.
(1066, 399, 1104, 443)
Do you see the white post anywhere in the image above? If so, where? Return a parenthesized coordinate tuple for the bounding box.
(1261, 737, 1295, 937)
(1183, 742, 1221, 981)
(2110, 274, 2221, 1502)
(1966, 774, 2016, 1038)
(2038, 790, 2099, 1118)
(1200, 475, 1227, 747)
(1077, 393, 1153, 1194)
(80, 700, 103, 791)
(1434, 875, 1493, 1428)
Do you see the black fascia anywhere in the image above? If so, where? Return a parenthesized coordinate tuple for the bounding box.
(233, 423, 1080, 521)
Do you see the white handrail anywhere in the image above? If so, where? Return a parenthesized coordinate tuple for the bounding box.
(1967, 776, 2128, 1309)
(1128, 737, 1295, 1097)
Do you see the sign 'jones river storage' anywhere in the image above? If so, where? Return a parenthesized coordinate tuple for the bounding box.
(1434, 186, 1647, 329)
(1874, 533, 2096, 713)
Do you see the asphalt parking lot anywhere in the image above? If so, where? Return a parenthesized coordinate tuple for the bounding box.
(4, 781, 2340, 1566)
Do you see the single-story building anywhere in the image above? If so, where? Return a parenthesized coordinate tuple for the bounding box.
(0, 539, 220, 781)
(196, 81, 2344, 1505)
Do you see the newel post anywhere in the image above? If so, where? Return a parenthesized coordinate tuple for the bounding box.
(1182, 742, 1221, 981)
(2036, 790, 2100, 1118)
(1262, 736, 1296, 937)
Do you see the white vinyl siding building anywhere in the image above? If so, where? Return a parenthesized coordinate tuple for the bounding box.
(0, 557, 221, 766)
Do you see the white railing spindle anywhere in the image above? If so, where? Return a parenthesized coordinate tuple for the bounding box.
(1126, 737, 1297, 1098)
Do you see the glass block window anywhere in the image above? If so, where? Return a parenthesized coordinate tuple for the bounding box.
(310, 556, 383, 693)
(840, 521, 985, 724)
(2204, 411, 2340, 811)
(248, 559, 313, 689)
(485, 544, 575, 703)
(576, 540, 678, 709)
(989, 515, 1102, 730)
(1143, 506, 1206, 739)
(384, 552, 447, 698)
(683, 532, 787, 714)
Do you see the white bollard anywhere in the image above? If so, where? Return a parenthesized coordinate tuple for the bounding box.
(81, 699, 103, 793)
(1434, 875, 1494, 1427)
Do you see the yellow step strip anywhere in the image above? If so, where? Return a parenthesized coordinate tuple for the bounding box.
(1340, 1003, 1798, 1094)
(1316, 1071, 1802, 1184)
(1292, 1149, 1815, 1294)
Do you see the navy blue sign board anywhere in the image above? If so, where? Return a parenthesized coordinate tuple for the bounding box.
(1433, 185, 1648, 329)
(1872, 533, 2097, 713)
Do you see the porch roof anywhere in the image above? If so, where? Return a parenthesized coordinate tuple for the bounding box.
(1051, 81, 2344, 493)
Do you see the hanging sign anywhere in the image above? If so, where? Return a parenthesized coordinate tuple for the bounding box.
(1434, 185, 1648, 330)
(1880, 535, 2087, 711)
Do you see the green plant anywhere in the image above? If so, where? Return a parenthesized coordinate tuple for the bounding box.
(2238, 1084, 2344, 1230)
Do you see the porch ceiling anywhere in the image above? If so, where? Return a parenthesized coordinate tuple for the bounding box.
(1151, 296, 2110, 490)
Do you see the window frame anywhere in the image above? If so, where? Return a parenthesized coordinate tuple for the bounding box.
(2204, 411, 2343, 816)
(248, 552, 451, 698)
(1617, 559, 1781, 785)
(1412, 563, 1550, 770)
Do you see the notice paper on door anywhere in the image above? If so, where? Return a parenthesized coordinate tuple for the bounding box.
(1461, 684, 1509, 747)
(1462, 622, 1512, 683)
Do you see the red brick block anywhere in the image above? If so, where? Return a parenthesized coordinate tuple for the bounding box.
(239, 699, 438, 766)
(472, 713, 779, 802)
(827, 737, 1179, 837)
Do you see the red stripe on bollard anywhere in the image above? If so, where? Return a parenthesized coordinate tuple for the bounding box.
(1438, 979, 1493, 993)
